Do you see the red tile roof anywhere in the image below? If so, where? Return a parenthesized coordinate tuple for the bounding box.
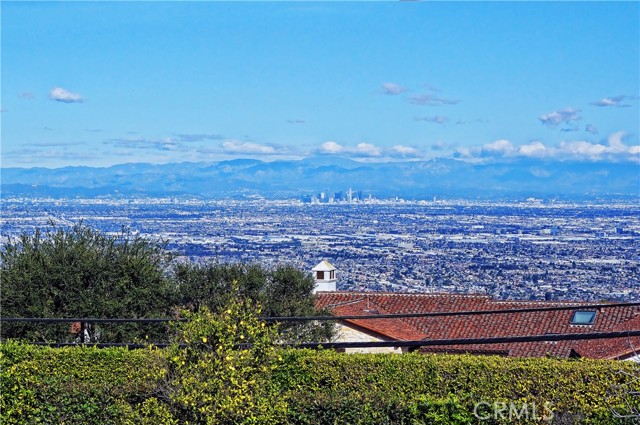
(572, 314, 640, 360)
(315, 292, 640, 359)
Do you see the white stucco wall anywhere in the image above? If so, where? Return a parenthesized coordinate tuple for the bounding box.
(622, 353, 640, 362)
(334, 323, 403, 354)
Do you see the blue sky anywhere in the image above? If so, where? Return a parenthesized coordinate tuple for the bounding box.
(2, 1, 639, 168)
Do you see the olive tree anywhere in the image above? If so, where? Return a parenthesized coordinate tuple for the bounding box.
(1, 223, 176, 343)
(173, 262, 335, 342)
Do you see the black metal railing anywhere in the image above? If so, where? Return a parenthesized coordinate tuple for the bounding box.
(2, 300, 639, 351)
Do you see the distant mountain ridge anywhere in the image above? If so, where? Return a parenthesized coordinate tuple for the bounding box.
(2, 157, 638, 199)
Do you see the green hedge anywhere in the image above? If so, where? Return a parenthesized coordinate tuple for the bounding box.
(274, 349, 639, 424)
(0, 341, 169, 424)
(1, 341, 638, 424)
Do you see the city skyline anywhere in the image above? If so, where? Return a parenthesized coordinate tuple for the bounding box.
(2, 1, 639, 169)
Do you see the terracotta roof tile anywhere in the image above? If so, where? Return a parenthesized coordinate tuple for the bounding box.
(572, 314, 640, 360)
(315, 292, 640, 359)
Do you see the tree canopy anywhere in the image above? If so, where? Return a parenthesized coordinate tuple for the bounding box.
(172, 262, 335, 342)
(1, 223, 175, 342)
(1, 223, 334, 343)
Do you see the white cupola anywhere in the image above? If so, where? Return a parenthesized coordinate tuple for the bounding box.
(312, 260, 337, 293)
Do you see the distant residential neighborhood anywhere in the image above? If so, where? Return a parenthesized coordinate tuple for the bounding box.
(2, 196, 638, 302)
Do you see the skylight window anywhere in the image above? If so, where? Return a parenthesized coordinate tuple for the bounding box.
(570, 311, 597, 325)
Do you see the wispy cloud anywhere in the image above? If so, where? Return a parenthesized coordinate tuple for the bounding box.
(3, 148, 97, 164)
(455, 118, 488, 125)
(106, 137, 180, 151)
(174, 133, 224, 143)
(421, 83, 441, 93)
(379, 82, 407, 95)
(538, 108, 581, 128)
(0, 107, 7, 113)
(585, 124, 598, 134)
(415, 115, 448, 124)
(25, 141, 85, 147)
(409, 93, 459, 106)
(19, 92, 35, 100)
(560, 126, 580, 133)
(287, 119, 306, 124)
(431, 141, 456, 151)
(49, 87, 84, 103)
(590, 95, 636, 107)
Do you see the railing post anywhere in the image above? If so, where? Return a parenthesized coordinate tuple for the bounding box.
(80, 322, 86, 344)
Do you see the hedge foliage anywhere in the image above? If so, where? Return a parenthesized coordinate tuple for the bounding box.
(2, 299, 639, 424)
(2, 340, 638, 424)
(0, 340, 167, 424)
(274, 350, 639, 424)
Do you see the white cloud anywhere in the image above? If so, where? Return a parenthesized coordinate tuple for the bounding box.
(607, 131, 628, 153)
(454, 147, 475, 158)
(538, 108, 581, 128)
(482, 139, 515, 156)
(221, 140, 280, 155)
(317, 141, 391, 158)
(393, 147, 414, 155)
(319, 141, 345, 154)
(465, 132, 639, 162)
(591, 95, 635, 107)
(49, 87, 84, 103)
(355, 143, 382, 157)
(391, 145, 420, 156)
(518, 141, 548, 158)
(558, 140, 607, 158)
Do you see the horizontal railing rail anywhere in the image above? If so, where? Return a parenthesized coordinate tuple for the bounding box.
(16, 329, 640, 350)
(2, 299, 639, 324)
(2, 303, 639, 350)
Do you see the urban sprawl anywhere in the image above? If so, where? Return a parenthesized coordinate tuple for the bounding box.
(2, 195, 638, 302)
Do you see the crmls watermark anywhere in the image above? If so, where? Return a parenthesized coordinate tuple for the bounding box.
(473, 401, 554, 422)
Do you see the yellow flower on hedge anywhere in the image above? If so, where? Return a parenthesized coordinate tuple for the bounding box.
(201, 337, 207, 343)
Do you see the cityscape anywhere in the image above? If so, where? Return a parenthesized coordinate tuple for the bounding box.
(2, 1, 639, 421)
(2, 194, 638, 302)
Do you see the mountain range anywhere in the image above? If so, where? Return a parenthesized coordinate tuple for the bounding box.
(2, 157, 638, 199)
